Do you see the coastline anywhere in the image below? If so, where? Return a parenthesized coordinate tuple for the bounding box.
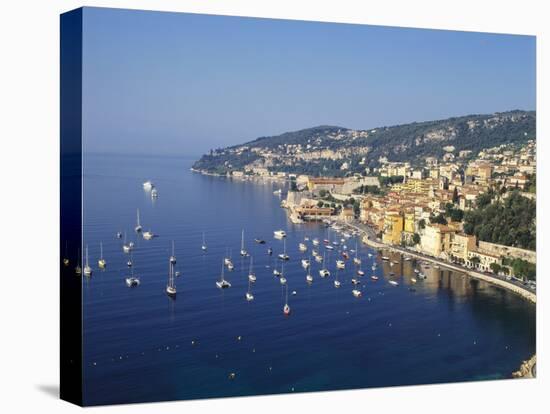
(190, 168, 536, 378)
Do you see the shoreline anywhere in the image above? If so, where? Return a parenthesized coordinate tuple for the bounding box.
(191, 168, 536, 378)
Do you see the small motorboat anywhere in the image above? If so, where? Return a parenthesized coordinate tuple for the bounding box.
(319, 269, 330, 278)
(357, 269, 365, 276)
(254, 238, 266, 244)
(371, 275, 379, 281)
(352, 289, 362, 297)
(389, 280, 399, 286)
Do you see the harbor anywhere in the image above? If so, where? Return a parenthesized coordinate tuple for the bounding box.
(80, 154, 536, 405)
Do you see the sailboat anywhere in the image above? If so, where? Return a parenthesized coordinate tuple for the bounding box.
(125, 253, 140, 287)
(306, 259, 313, 283)
(151, 187, 158, 198)
(353, 241, 361, 265)
(245, 279, 254, 301)
(63, 241, 69, 267)
(166, 252, 176, 297)
(283, 284, 291, 315)
(248, 256, 256, 282)
(279, 262, 287, 285)
(135, 209, 142, 233)
(336, 259, 345, 270)
(301, 258, 310, 269)
(122, 233, 131, 253)
(334, 270, 341, 288)
(216, 258, 232, 288)
(98, 242, 106, 269)
(127, 250, 133, 268)
(240, 229, 248, 256)
(170, 241, 176, 264)
(299, 242, 307, 252)
(201, 232, 207, 251)
(224, 249, 234, 270)
(83, 245, 92, 277)
(278, 238, 289, 261)
(319, 252, 330, 277)
(75, 248, 82, 276)
(352, 284, 362, 297)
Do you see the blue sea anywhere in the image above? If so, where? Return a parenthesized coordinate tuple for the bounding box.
(81, 153, 536, 406)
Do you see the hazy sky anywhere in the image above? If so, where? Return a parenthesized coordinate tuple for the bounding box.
(82, 7, 536, 156)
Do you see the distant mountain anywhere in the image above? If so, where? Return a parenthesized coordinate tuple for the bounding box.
(192, 110, 536, 176)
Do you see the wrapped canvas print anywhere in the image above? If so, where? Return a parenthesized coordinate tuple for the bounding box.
(60, 6, 536, 407)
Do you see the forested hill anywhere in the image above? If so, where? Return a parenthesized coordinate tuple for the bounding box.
(192, 110, 535, 176)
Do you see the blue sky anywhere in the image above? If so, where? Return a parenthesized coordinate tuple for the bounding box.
(82, 7, 536, 156)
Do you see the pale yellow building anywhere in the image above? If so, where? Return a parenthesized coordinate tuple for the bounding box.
(382, 211, 404, 245)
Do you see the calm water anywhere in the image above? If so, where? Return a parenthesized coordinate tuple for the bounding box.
(81, 153, 535, 406)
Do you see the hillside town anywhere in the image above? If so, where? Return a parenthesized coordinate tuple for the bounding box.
(219, 139, 536, 285)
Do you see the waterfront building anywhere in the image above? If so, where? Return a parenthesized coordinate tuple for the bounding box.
(449, 233, 477, 264)
(382, 210, 404, 245)
(466, 249, 501, 272)
(420, 223, 454, 258)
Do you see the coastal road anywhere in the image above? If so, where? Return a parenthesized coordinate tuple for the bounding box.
(332, 219, 536, 299)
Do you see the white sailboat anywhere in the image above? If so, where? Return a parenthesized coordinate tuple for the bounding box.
(170, 241, 176, 265)
(245, 279, 254, 301)
(352, 285, 362, 297)
(98, 242, 106, 269)
(278, 238, 289, 261)
(306, 261, 313, 283)
(135, 209, 142, 233)
(122, 233, 131, 253)
(283, 284, 291, 315)
(216, 258, 231, 288)
(336, 259, 345, 270)
(274, 229, 286, 239)
(301, 258, 310, 269)
(75, 248, 81, 276)
(334, 270, 341, 288)
(166, 252, 176, 297)
(299, 242, 307, 252)
(125, 249, 140, 286)
(353, 241, 361, 265)
(279, 262, 287, 285)
(240, 229, 248, 256)
(63, 241, 69, 267)
(319, 252, 330, 277)
(248, 256, 256, 282)
(201, 232, 207, 251)
(83, 245, 92, 277)
(151, 187, 158, 198)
